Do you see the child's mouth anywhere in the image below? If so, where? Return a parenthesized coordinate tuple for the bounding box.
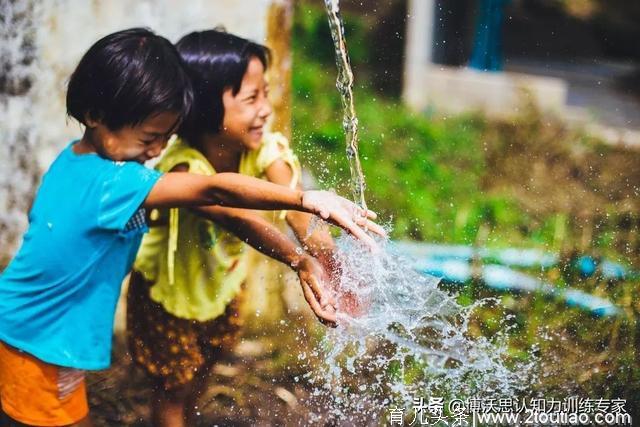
(249, 126, 264, 137)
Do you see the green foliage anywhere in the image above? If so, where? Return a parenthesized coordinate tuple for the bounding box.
(293, 18, 505, 243)
(292, 3, 550, 247)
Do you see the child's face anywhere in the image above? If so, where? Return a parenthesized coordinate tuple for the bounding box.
(88, 112, 179, 163)
(221, 57, 272, 151)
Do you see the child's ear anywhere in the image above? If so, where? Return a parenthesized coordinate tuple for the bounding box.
(84, 113, 100, 128)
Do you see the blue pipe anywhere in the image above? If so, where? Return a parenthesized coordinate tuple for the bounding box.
(393, 242, 633, 280)
(393, 242, 624, 317)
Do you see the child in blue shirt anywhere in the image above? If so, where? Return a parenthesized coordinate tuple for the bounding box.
(0, 28, 381, 427)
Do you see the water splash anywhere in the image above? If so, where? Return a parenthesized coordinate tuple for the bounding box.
(314, 1, 535, 420)
(323, 0, 367, 209)
(303, 235, 537, 422)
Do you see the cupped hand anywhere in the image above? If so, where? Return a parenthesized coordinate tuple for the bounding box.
(296, 255, 338, 326)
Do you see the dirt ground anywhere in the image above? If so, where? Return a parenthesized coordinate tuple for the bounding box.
(88, 332, 329, 427)
(90, 263, 352, 426)
(482, 106, 640, 262)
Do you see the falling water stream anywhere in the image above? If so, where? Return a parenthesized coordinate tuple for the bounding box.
(311, 1, 536, 421)
(323, 0, 367, 210)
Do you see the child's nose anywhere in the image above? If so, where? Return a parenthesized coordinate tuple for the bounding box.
(147, 141, 165, 158)
(259, 98, 272, 119)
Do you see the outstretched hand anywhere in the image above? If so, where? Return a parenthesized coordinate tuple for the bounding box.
(295, 255, 338, 327)
(301, 190, 386, 250)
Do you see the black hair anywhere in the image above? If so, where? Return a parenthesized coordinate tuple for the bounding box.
(175, 29, 270, 140)
(66, 27, 193, 131)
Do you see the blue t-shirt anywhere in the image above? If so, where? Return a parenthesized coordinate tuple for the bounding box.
(0, 142, 162, 370)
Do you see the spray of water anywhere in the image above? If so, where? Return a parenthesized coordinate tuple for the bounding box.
(302, 236, 537, 422)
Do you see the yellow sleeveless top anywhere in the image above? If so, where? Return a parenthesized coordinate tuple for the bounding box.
(133, 133, 300, 321)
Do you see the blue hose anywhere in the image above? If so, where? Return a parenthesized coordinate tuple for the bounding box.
(394, 242, 625, 317)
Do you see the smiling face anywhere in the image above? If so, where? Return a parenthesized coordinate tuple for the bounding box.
(220, 56, 272, 151)
(85, 111, 180, 163)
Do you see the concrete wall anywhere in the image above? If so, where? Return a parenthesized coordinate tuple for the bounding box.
(407, 65, 568, 117)
(403, 0, 568, 117)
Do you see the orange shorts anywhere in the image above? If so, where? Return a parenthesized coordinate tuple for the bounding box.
(0, 341, 88, 426)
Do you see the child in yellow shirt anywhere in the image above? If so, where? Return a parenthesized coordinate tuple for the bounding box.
(127, 28, 384, 427)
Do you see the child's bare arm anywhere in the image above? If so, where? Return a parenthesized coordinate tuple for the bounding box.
(193, 205, 306, 269)
(144, 172, 301, 211)
(191, 204, 337, 325)
(265, 159, 337, 266)
(144, 171, 384, 248)
(287, 211, 336, 267)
